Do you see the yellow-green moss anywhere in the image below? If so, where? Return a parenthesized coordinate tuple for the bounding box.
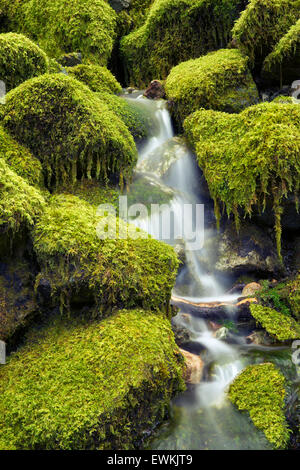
(250, 303, 300, 341)
(55, 179, 120, 210)
(1, 74, 137, 189)
(8, 0, 117, 65)
(228, 363, 290, 449)
(232, 0, 300, 68)
(32, 194, 179, 314)
(184, 102, 300, 259)
(121, 0, 247, 87)
(0, 32, 48, 91)
(288, 274, 300, 319)
(66, 64, 122, 94)
(165, 49, 259, 124)
(0, 309, 185, 450)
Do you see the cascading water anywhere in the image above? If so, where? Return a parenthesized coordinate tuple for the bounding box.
(122, 92, 294, 450)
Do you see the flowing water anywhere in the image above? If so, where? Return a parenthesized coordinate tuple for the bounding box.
(122, 92, 297, 450)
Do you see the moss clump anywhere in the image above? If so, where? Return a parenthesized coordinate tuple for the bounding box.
(256, 276, 300, 320)
(0, 158, 45, 238)
(1, 74, 137, 188)
(250, 303, 300, 341)
(165, 49, 259, 124)
(184, 102, 300, 259)
(66, 64, 122, 94)
(232, 0, 300, 69)
(33, 194, 179, 314)
(0, 32, 48, 91)
(228, 363, 290, 449)
(0, 126, 43, 187)
(288, 274, 300, 319)
(10, 0, 117, 65)
(121, 0, 247, 87)
(262, 19, 300, 86)
(0, 309, 185, 450)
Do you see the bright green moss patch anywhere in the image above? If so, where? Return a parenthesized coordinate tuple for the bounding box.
(250, 303, 300, 341)
(11, 0, 117, 65)
(0, 32, 48, 91)
(0, 126, 43, 187)
(184, 102, 300, 259)
(2, 74, 137, 189)
(165, 49, 259, 123)
(228, 363, 290, 448)
(66, 64, 122, 94)
(0, 309, 185, 450)
(121, 0, 246, 87)
(262, 19, 300, 85)
(232, 0, 300, 68)
(288, 274, 300, 319)
(33, 194, 179, 313)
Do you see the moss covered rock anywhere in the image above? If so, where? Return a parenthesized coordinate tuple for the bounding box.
(228, 363, 290, 449)
(184, 102, 300, 259)
(232, 0, 300, 71)
(249, 303, 300, 341)
(0, 309, 185, 450)
(121, 0, 247, 87)
(0, 32, 48, 91)
(165, 49, 259, 124)
(262, 19, 300, 85)
(66, 64, 122, 94)
(1, 74, 137, 188)
(256, 276, 300, 321)
(33, 194, 179, 314)
(9, 0, 117, 65)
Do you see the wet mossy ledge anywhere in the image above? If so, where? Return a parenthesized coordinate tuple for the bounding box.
(33, 194, 179, 314)
(65, 64, 122, 94)
(256, 276, 300, 321)
(165, 49, 259, 124)
(184, 102, 300, 260)
(120, 0, 247, 87)
(4, 0, 117, 66)
(250, 304, 300, 341)
(231, 0, 300, 71)
(1, 74, 137, 189)
(228, 363, 290, 449)
(0, 310, 185, 450)
(0, 32, 48, 91)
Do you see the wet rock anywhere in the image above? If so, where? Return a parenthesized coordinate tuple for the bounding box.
(108, 0, 131, 12)
(215, 326, 230, 341)
(246, 330, 276, 346)
(144, 80, 166, 100)
(215, 221, 283, 276)
(291, 80, 300, 99)
(252, 194, 300, 232)
(171, 319, 191, 346)
(58, 52, 82, 67)
(242, 282, 262, 298)
(180, 348, 204, 384)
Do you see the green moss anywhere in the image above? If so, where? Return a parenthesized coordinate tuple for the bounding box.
(232, 0, 300, 69)
(121, 0, 247, 87)
(32, 194, 179, 314)
(271, 95, 295, 104)
(0, 309, 185, 450)
(0, 126, 43, 187)
(0, 158, 45, 237)
(8, 0, 117, 65)
(262, 19, 300, 85)
(184, 102, 300, 259)
(250, 303, 300, 341)
(0, 32, 48, 91)
(228, 363, 290, 448)
(288, 274, 300, 319)
(165, 49, 259, 124)
(66, 64, 122, 94)
(1, 74, 137, 189)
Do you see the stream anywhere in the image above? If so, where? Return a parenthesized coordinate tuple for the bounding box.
(122, 92, 296, 450)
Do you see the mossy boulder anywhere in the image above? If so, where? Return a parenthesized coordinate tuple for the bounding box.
(0, 309, 185, 450)
(262, 19, 300, 86)
(165, 49, 259, 124)
(228, 363, 290, 449)
(0, 32, 48, 92)
(66, 64, 122, 94)
(33, 194, 179, 314)
(1, 74, 137, 188)
(256, 276, 300, 321)
(184, 102, 300, 259)
(9, 0, 117, 65)
(232, 0, 300, 72)
(249, 303, 300, 341)
(121, 0, 248, 87)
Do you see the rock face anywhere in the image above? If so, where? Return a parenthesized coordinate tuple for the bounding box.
(242, 282, 262, 297)
(144, 80, 165, 100)
(180, 348, 204, 384)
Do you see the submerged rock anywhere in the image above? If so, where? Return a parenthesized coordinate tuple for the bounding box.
(180, 348, 204, 384)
